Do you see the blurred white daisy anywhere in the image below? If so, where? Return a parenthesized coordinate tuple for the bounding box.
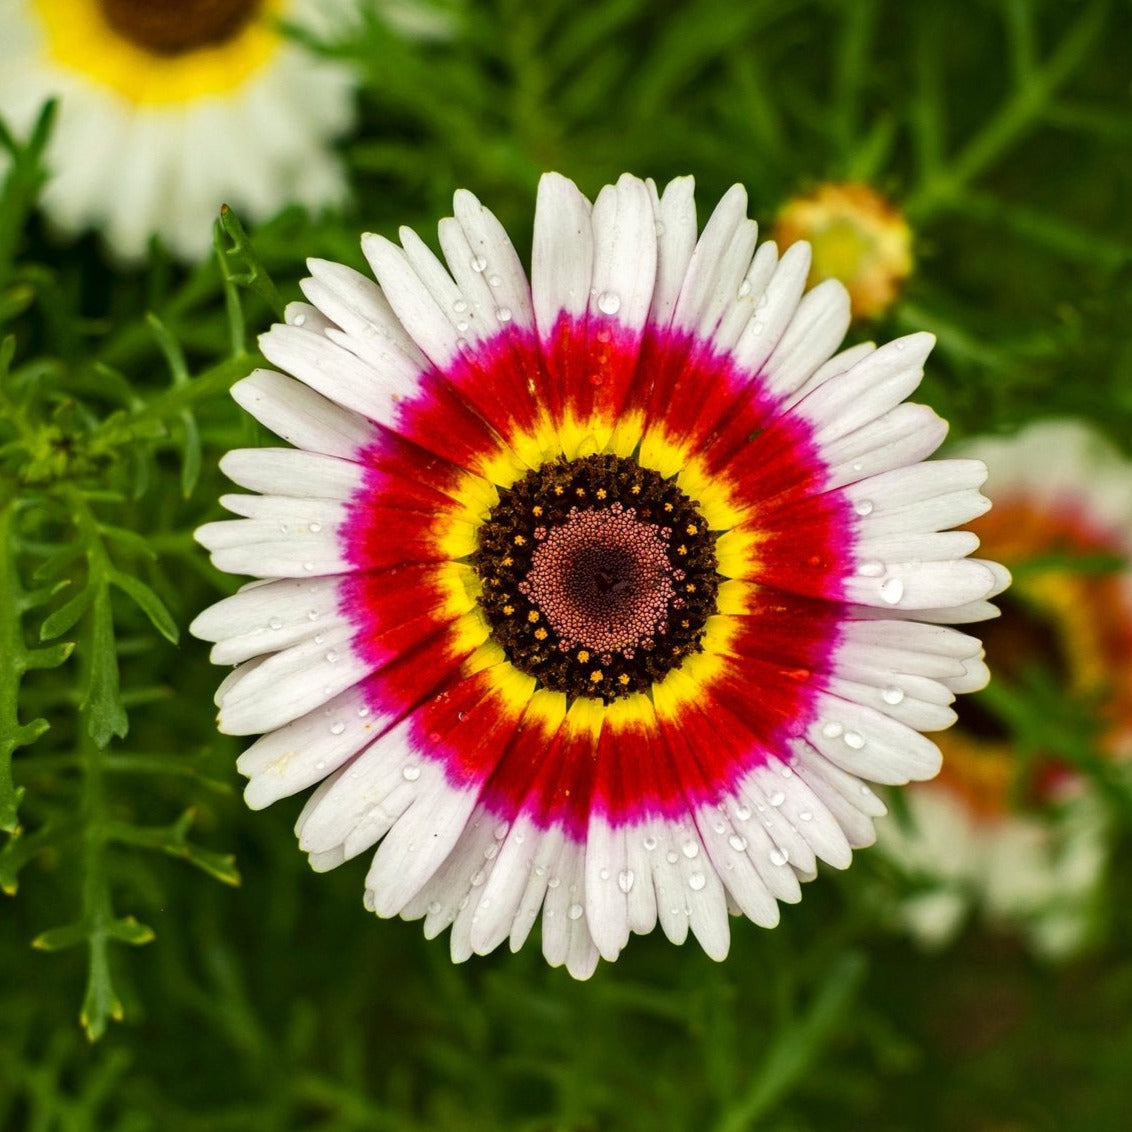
(0, 0, 359, 260)
(878, 419, 1132, 956)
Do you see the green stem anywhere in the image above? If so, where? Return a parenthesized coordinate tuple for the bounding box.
(907, 0, 1107, 218)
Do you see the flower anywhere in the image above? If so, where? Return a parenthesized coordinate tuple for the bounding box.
(877, 420, 1132, 956)
(773, 183, 914, 321)
(192, 173, 1007, 977)
(0, 0, 357, 260)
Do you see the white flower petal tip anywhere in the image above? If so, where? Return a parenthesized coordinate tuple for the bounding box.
(0, 1, 362, 260)
(192, 173, 1009, 975)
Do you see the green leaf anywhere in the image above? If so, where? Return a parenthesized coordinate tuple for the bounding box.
(39, 582, 94, 640)
(32, 921, 88, 952)
(82, 586, 128, 748)
(109, 569, 180, 645)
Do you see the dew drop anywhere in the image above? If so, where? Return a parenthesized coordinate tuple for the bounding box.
(292, 313, 306, 326)
(895, 339, 906, 351)
(307, 609, 320, 621)
(643, 836, 658, 851)
(618, 869, 635, 893)
(879, 576, 905, 604)
(599, 868, 610, 881)
(781, 766, 793, 779)
(734, 805, 752, 822)
(470, 255, 487, 272)
(302, 562, 314, 572)
(325, 650, 340, 663)
(568, 903, 584, 921)
(852, 461, 864, 473)
(278, 522, 289, 534)
(882, 685, 906, 705)
(495, 306, 513, 323)
(769, 790, 786, 807)
(268, 617, 283, 631)
(488, 274, 502, 287)
(357, 705, 370, 718)
(688, 872, 706, 891)
(738, 279, 753, 298)
(597, 291, 622, 315)
(844, 731, 866, 750)
(854, 500, 874, 517)
(655, 220, 666, 237)
(682, 840, 699, 858)
(402, 765, 421, 781)
(315, 759, 326, 771)
(860, 784, 875, 797)
(428, 901, 442, 915)
(728, 834, 748, 852)
(799, 810, 813, 822)
(471, 870, 486, 887)
(455, 320, 469, 333)
(453, 298, 468, 313)
(484, 843, 498, 860)
(547, 876, 560, 889)
(666, 851, 679, 864)
(494, 822, 509, 840)
(534, 865, 546, 878)
(314, 634, 325, 645)
(329, 721, 345, 736)
(769, 848, 790, 867)
(857, 559, 885, 577)
(821, 721, 844, 739)
(309, 521, 322, 533)
(749, 320, 765, 336)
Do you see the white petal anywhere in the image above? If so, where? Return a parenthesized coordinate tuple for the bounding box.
(733, 241, 811, 376)
(231, 369, 375, 456)
(532, 172, 593, 336)
(219, 448, 363, 500)
(761, 279, 852, 399)
(647, 175, 697, 327)
(217, 624, 370, 734)
(588, 173, 657, 331)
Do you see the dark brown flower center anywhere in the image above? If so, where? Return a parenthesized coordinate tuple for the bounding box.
(473, 455, 721, 703)
(99, 0, 263, 56)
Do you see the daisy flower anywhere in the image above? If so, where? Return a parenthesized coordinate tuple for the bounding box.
(773, 183, 914, 321)
(878, 420, 1132, 956)
(0, 0, 357, 260)
(192, 173, 1007, 977)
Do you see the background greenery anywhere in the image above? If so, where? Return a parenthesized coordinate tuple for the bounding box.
(2, 0, 1131, 1127)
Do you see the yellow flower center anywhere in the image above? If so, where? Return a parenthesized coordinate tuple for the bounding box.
(35, 0, 284, 105)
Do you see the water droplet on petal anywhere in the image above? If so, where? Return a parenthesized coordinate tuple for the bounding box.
(844, 731, 866, 750)
(729, 834, 748, 851)
(329, 721, 345, 735)
(494, 822, 509, 840)
(666, 851, 679, 864)
(734, 805, 752, 822)
(488, 274, 502, 287)
(470, 255, 487, 272)
(688, 872, 706, 891)
(618, 869, 635, 893)
(496, 306, 513, 323)
(268, 617, 283, 630)
(357, 705, 370, 718)
(769, 791, 785, 807)
(882, 686, 906, 705)
(307, 609, 320, 621)
(548, 876, 560, 889)
(880, 577, 905, 604)
(854, 500, 874, 517)
(453, 298, 468, 313)
(292, 313, 306, 326)
(682, 840, 699, 858)
(798, 810, 813, 822)
(769, 848, 790, 867)
(599, 868, 610, 881)
(302, 562, 314, 572)
(325, 650, 339, 663)
(822, 721, 844, 738)
(428, 901, 442, 915)
(738, 279, 752, 298)
(597, 291, 621, 315)
(471, 870, 486, 887)
(643, 836, 658, 851)
(857, 560, 885, 577)
(402, 765, 421, 781)
(309, 521, 322, 533)
(568, 903, 584, 921)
